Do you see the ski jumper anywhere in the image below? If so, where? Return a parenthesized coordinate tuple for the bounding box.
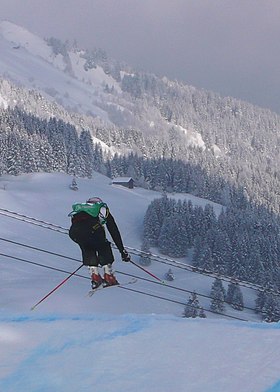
(69, 202, 125, 266)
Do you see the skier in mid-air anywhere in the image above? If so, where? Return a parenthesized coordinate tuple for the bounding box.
(69, 197, 131, 289)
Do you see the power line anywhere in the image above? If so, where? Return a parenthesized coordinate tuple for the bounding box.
(0, 208, 68, 234)
(0, 236, 260, 312)
(0, 206, 272, 295)
(126, 247, 278, 295)
(120, 286, 249, 322)
(0, 251, 249, 321)
(1, 209, 280, 301)
(0, 237, 80, 262)
(0, 252, 87, 280)
(0, 248, 266, 321)
(0, 209, 272, 294)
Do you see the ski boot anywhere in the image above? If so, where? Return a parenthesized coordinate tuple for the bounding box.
(89, 266, 103, 289)
(103, 264, 119, 287)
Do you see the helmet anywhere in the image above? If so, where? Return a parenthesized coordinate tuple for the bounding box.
(86, 196, 103, 204)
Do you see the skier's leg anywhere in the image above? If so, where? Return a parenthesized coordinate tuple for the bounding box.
(98, 241, 119, 286)
(103, 264, 119, 286)
(79, 245, 102, 288)
(88, 265, 103, 289)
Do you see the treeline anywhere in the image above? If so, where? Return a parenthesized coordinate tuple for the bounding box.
(143, 195, 280, 289)
(0, 107, 104, 177)
(108, 153, 247, 208)
(1, 107, 248, 211)
(184, 278, 280, 322)
(183, 279, 244, 319)
(143, 196, 280, 321)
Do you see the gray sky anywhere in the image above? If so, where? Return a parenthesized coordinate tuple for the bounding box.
(2, 0, 280, 113)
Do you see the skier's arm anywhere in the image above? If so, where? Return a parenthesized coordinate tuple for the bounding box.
(105, 212, 125, 252)
(105, 210, 131, 262)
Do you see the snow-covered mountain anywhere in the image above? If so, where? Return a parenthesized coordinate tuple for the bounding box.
(0, 20, 119, 121)
(0, 20, 205, 153)
(1, 172, 280, 392)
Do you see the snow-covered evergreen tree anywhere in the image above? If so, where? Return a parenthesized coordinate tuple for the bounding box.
(255, 284, 280, 323)
(164, 268, 175, 281)
(262, 294, 280, 323)
(69, 176, 78, 191)
(139, 238, 152, 266)
(210, 278, 226, 314)
(226, 281, 244, 310)
(183, 292, 201, 318)
(158, 214, 188, 258)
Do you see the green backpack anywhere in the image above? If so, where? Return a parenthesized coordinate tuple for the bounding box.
(69, 201, 108, 224)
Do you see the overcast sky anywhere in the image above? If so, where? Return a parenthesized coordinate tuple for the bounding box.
(2, 0, 280, 113)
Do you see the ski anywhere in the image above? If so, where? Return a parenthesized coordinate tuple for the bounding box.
(87, 277, 137, 297)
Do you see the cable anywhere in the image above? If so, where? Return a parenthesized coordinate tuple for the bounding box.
(1, 209, 280, 299)
(117, 270, 260, 315)
(0, 209, 68, 234)
(0, 237, 80, 262)
(0, 252, 87, 280)
(0, 237, 260, 312)
(126, 247, 278, 295)
(0, 236, 278, 316)
(120, 286, 249, 322)
(0, 251, 250, 321)
(0, 250, 265, 322)
(0, 207, 276, 296)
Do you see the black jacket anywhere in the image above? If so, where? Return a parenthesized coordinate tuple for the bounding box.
(70, 211, 124, 253)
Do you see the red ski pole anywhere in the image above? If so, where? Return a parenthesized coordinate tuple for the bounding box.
(130, 259, 165, 284)
(31, 264, 83, 310)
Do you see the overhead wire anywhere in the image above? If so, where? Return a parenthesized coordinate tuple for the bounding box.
(0, 208, 68, 234)
(0, 251, 249, 321)
(0, 236, 266, 314)
(0, 252, 87, 280)
(0, 208, 279, 321)
(0, 237, 269, 321)
(0, 207, 278, 297)
(126, 247, 278, 295)
(120, 286, 249, 322)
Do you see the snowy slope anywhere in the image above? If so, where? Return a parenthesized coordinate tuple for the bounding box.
(1, 172, 280, 391)
(0, 20, 114, 121)
(0, 20, 207, 151)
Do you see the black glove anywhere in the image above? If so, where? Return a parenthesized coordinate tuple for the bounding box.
(121, 249, 131, 262)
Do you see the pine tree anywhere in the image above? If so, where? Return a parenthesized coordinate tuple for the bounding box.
(210, 278, 226, 313)
(192, 235, 204, 267)
(198, 243, 214, 271)
(165, 268, 175, 281)
(69, 176, 78, 190)
(183, 292, 201, 318)
(139, 237, 151, 266)
(143, 202, 162, 246)
(262, 294, 280, 323)
(198, 307, 207, 318)
(79, 130, 94, 177)
(255, 290, 266, 315)
(158, 214, 188, 258)
(6, 133, 22, 175)
(46, 118, 67, 172)
(226, 281, 244, 310)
